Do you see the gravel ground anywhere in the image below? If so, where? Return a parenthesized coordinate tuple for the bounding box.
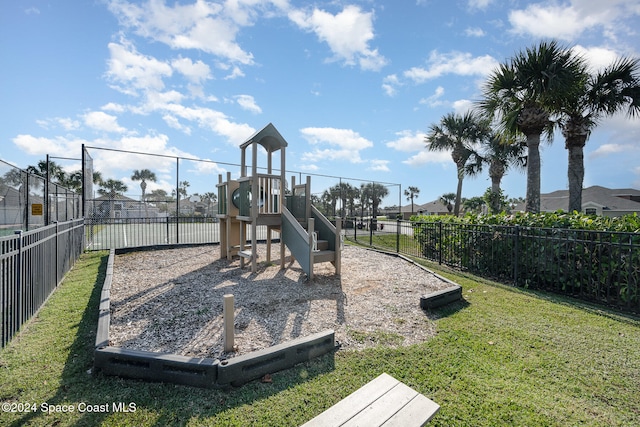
(109, 244, 453, 359)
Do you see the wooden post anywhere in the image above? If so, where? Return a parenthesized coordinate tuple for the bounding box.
(223, 294, 234, 352)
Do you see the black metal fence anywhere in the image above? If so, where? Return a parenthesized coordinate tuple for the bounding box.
(1, 219, 85, 348)
(345, 218, 640, 313)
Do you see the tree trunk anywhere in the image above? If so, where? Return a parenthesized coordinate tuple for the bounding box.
(525, 135, 541, 213)
(567, 144, 585, 213)
(454, 166, 464, 216)
(563, 117, 589, 213)
(489, 160, 504, 213)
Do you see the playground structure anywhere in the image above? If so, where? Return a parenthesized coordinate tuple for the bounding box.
(216, 123, 341, 279)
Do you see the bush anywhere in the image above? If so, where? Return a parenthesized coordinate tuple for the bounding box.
(410, 212, 640, 312)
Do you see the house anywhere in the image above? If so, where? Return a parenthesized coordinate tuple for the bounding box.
(398, 200, 451, 219)
(92, 194, 163, 220)
(518, 186, 640, 217)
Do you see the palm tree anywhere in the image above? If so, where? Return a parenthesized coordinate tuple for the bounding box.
(439, 192, 456, 213)
(463, 196, 485, 214)
(481, 40, 583, 213)
(92, 171, 104, 186)
(361, 183, 389, 220)
(131, 169, 157, 218)
(201, 191, 217, 216)
(98, 179, 128, 198)
(26, 160, 65, 183)
(426, 111, 486, 216)
(558, 57, 640, 212)
(474, 132, 527, 213)
(404, 186, 420, 216)
(131, 169, 157, 202)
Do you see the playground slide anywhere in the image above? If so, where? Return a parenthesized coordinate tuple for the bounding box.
(281, 206, 312, 276)
(281, 205, 340, 279)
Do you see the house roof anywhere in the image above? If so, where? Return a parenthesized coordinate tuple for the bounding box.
(94, 194, 137, 202)
(538, 185, 640, 212)
(412, 200, 451, 214)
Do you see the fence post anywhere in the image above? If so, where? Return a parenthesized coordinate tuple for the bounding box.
(396, 219, 400, 254)
(369, 217, 373, 246)
(14, 230, 23, 326)
(438, 222, 443, 265)
(514, 225, 519, 286)
(55, 221, 60, 287)
(223, 294, 234, 353)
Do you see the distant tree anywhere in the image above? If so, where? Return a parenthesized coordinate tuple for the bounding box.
(361, 183, 389, 218)
(482, 188, 509, 214)
(98, 179, 128, 198)
(93, 171, 104, 186)
(147, 189, 170, 213)
(26, 160, 65, 183)
(172, 180, 190, 201)
(60, 170, 83, 193)
(439, 192, 456, 213)
(426, 111, 486, 216)
(202, 191, 217, 216)
(463, 196, 485, 214)
(472, 132, 527, 213)
(131, 169, 157, 202)
(404, 186, 420, 215)
(147, 189, 169, 201)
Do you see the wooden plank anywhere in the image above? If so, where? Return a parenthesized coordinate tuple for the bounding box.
(381, 394, 440, 427)
(301, 374, 398, 427)
(238, 250, 254, 259)
(342, 381, 418, 427)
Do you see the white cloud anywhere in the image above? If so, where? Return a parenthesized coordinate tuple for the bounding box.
(404, 51, 498, 83)
(468, 0, 494, 9)
(402, 150, 451, 167)
(107, 0, 256, 65)
(386, 130, 427, 152)
(571, 45, 621, 72)
(508, 1, 640, 42)
(419, 86, 445, 108)
(162, 114, 192, 134)
(12, 134, 88, 157)
(508, 5, 595, 41)
(36, 117, 81, 131)
(368, 159, 390, 172)
(288, 5, 387, 71)
(171, 57, 212, 84)
(452, 99, 476, 115)
(382, 74, 400, 97)
(83, 111, 127, 133)
(300, 127, 373, 163)
(235, 94, 262, 114)
(464, 27, 486, 37)
(106, 40, 172, 95)
(589, 143, 630, 158)
(102, 102, 127, 113)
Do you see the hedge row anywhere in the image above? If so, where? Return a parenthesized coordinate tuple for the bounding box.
(410, 212, 640, 312)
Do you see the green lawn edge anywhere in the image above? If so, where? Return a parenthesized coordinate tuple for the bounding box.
(1, 249, 639, 427)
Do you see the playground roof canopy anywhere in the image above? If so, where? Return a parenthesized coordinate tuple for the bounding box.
(240, 122, 288, 152)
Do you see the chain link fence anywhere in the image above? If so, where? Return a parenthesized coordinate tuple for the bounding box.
(0, 159, 81, 236)
(82, 145, 401, 250)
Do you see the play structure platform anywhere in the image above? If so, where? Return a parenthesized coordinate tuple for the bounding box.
(216, 123, 341, 279)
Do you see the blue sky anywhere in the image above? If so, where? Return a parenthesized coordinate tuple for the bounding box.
(2, 0, 639, 208)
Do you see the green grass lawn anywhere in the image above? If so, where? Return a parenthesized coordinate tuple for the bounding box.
(1, 249, 639, 426)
